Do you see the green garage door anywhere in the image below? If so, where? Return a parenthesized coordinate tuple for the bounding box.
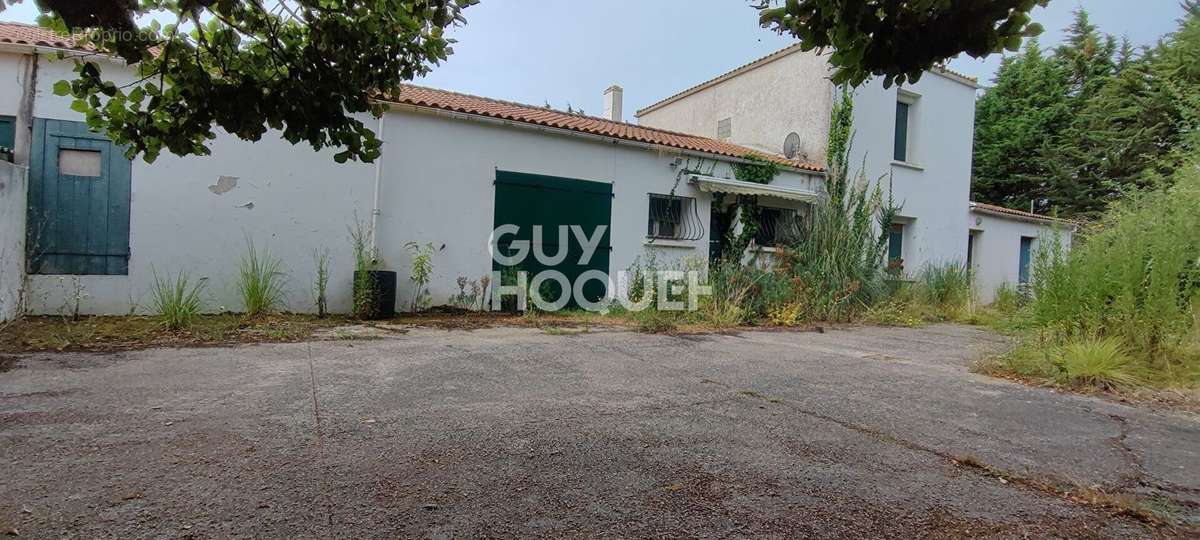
(492, 170, 612, 309)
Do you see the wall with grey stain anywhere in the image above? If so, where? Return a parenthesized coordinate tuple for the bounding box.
(636, 47, 834, 165)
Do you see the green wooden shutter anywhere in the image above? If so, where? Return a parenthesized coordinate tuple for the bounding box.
(888, 223, 904, 262)
(0, 116, 15, 151)
(27, 119, 132, 275)
(894, 101, 909, 162)
(1018, 237, 1033, 284)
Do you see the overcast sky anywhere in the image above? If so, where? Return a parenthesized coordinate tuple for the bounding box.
(0, 1, 1186, 121)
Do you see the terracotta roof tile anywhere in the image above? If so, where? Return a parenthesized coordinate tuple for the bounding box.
(0, 22, 823, 171)
(0, 21, 95, 52)
(970, 202, 1075, 226)
(381, 85, 823, 172)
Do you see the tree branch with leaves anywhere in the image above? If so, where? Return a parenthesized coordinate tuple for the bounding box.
(11, 0, 476, 163)
(753, 0, 1048, 87)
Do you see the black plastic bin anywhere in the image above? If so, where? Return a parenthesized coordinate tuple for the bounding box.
(353, 270, 396, 320)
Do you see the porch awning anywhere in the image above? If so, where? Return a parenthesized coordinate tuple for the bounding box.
(689, 174, 819, 203)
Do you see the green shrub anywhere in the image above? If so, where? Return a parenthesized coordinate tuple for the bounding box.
(238, 240, 287, 317)
(990, 282, 1023, 313)
(349, 219, 380, 318)
(913, 262, 973, 319)
(772, 88, 899, 322)
(862, 299, 925, 327)
(702, 260, 764, 326)
(312, 248, 330, 318)
(1054, 337, 1140, 391)
(1029, 161, 1200, 367)
(405, 241, 436, 312)
(149, 269, 205, 330)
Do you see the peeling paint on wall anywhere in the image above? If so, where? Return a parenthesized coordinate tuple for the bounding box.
(208, 175, 238, 195)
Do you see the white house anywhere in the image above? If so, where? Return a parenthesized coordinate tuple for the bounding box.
(636, 44, 1073, 302)
(0, 23, 831, 319)
(0, 25, 1072, 321)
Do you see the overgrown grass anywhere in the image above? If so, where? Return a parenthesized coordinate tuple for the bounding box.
(237, 240, 287, 317)
(0, 313, 350, 352)
(769, 90, 898, 323)
(148, 269, 205, 331)
(987, 160, 1200, 392)
(915, 263, 973, 317)
(1055, 337, 1141, 391)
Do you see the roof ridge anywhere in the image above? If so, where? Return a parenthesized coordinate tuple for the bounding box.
(636, 43, 808, 116)
(0, 22, 823, 172)
(396, 83, 720, 142)
(638, 44, 981, 117)
(970, 201, 1074, 224)
(382, 84, 823, 171)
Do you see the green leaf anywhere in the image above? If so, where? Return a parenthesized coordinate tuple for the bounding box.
(52, 80, 71, 96)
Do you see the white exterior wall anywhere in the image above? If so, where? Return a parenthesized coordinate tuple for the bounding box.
(970, 211, 1073, 304)
(0, 161, 25, 321)
(636, 49, 833, 164)
(637, 48, 981, 277)
(3, 52, 818, 315)
(23, 55, 377, 315)
(373, 107, 731, 310)
(0, 53, 31, 321)
(848, 72, 978, 275)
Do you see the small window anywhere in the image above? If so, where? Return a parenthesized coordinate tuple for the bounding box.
(894, 101, 910, 162)
(1018, 236, 1034, 284)
(647, 194, 695, 240)
(716, 117, 732, 139)
(754, 207, 796, 247)
(888, 223, 905, 266)
(59, 149, 102, 177)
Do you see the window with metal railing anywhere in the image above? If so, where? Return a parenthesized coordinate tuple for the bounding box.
(754, 206, 800, 248)
(647, 194, 703, 241)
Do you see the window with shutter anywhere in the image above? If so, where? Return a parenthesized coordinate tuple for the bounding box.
(26, 119, 132, 275)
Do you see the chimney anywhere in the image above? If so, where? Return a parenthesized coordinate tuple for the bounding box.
(603, 85, 623, 122)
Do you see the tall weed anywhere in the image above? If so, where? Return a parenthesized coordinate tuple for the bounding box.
(773, 87, 899, 322)
(915, 262, 973, 318)
(238, 240, 287, 317)
(1029, 162, 1200, 366)
(149, 269, 205, 330)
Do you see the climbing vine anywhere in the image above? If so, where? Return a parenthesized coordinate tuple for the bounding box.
(721, 195, 761, 260)
(733, 154, 780, 185)
(711, 154, 779, 260)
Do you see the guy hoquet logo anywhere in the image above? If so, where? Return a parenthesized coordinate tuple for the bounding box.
(488, 225, 711, 313)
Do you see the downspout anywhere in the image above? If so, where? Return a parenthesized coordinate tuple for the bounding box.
(370, 110, 385, 256)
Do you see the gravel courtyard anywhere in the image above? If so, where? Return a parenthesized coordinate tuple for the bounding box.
(1, 324, 1197, 538)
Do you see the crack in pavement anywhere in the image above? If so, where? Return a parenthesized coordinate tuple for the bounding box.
(1101, 411, 1146, 491)
(1079, 406, 1200, 506)
(306, 344, 336, 532)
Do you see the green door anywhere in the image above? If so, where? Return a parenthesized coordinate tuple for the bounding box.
(27, 119, 132, 275)
(492, 170, 612, 309)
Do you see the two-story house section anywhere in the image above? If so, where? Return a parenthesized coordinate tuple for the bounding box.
(637, 44, 1073, 302)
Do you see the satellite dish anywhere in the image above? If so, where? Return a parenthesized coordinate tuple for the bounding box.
(783, 132, 801, 159)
